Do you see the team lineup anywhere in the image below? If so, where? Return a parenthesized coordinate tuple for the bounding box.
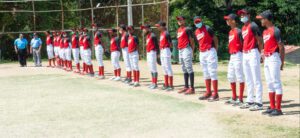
(17, 9, 285, 117)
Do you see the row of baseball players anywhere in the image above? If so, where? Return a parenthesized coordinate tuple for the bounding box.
(44, 9, 284, 116)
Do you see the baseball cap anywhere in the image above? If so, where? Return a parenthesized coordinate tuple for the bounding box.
(108, 28, 117, 33)
(155, 21, 166, 27)
(127, 25, 134, 31)
(193, 16, 202, 23)
(256, 10, 273, 20)
(224, 13, 238, 20)
(91, 23, 100, 28)
(176, 16, 185, 21)
(237, 9, 249, 16)
(140, 24, 151, 30)
(119, 24, 127, 30)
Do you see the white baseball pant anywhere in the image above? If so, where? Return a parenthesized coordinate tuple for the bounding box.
(243, 48, 263, 104)
(264, 53, 283, 94)
(80, 46, 85, 61)
(121, 47, 132, 71)
(72, 48, 80, 64)
(95, 44, 104, 67)
(227, 52, 244, 83)
(147, 50, 157, 73)
(111, 51, 120, 69)
(160, 48, 173, 76)
(84, 49, 92, 65)
(54, 47, 60, 57)
(46, 44, 54, 59)
(199, 48, 218, 80)
(179, 46, 193, 73)
(64, 48, 72, 61)
(59, 48, 66, 60)
(129, 51, 139, 70)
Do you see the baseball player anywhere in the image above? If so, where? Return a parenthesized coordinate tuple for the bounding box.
(71, 28, 81, 73)
(141, 24, 159, 89)
(54, 31, 62, 68)
(194, 16, 219, 102)
(78, 29, 87, 74)
(59, 32, 66, 70)
(176, 16, 195, 95)
(45, 30, 55, 67)
(119, 24, 132, 83)
(127, 25, 140, 87)
(82, 28, 94, 76)
(224, 14, 245, 105)
(155, 21, 174, 91)
(62, 32, 72, 71)
(108, 28, 121, 81)
(238, 9, 264, 111)
(92, 24, 105, 79)
(256, 10, 285, 116)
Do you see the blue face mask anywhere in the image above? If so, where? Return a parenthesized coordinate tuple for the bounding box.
(195, 22, 203, 28)
(241, 16, 249, 23)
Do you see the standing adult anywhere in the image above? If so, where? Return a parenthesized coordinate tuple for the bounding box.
(30, 33, 42, 67)
(14, 34, 28, 67)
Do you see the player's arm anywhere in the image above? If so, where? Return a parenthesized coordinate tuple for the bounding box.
(251, 22, 263, 53)
(207, 26, 218, 50)
(186, 27, 195, 51)
(134, 36, 139, 51)
(275, 27, 285, 70)
(166, 31, 173, 48)
(38, 38, 42, 52)
(14, 40, 18, 54)
(152, 34, 160, 55)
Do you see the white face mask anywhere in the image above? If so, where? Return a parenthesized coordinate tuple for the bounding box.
(241, 16, 249, 23)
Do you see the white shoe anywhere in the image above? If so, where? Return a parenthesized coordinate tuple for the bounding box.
(114, 77, 121, 81)
(133, 82, 140, 87)
(98, 75, 105, 79)
(110, 76, 116, 80)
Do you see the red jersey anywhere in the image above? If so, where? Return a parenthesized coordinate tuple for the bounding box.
(159, 31, 172, 49)
(46, 35, 52, 45)
(242, 22, 261, 51)
(263, 26, 281, 55)
(71, 34, 79, 49)
(177, 26, 192, 49)
(82, 35, 91, 50)
(63, 37, 70, 49)
(94, 31, 102, 45)
(195, 25, 214, 52)
(128, 34, 139, 53)
(146, 33, 158, 52)
(110, 37, 120, 52)
(58, 36, 63, 49)
(120, 33, 129, 48)
(228, 28, 243, 54)
(79, 35, 84, 47)
(53, 36, 58, 47)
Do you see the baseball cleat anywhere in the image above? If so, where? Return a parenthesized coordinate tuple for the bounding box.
(178, 88, 189, 94)
(249, 103, 263, 111)
(166, 86, 174, 91)
(122, 78, 129, 83)
(262, 107, 275, 115)
(109, 76, 116, 80)
(232, 99, 243, 106)
(148, 83, 154, 88)
(208, 94, 219, 102)
(161, 85, 168, 90)
(199, 93, 211, 100)
(125, 79, 132, 84)
(184, 88, 195, 95)
(240, 102, 254, 109)
(114, 77, 121, 81)
(225, 98, 236, 105)
(98, 75, 105, 79)
(149, 84, 158, 89)
(133, 82, 140, 87)
(268, 109, 283, 116)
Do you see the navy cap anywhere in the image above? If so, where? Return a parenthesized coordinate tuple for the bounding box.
(119, 24, 127, 30)
(155, 21, 166, 27)
(256, 10, 273, 20)
(224, 13, 238, 20)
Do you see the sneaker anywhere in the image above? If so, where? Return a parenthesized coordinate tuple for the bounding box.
(240, 102, 254, 109)
(109, 76, 116, 80)
(262, 107, 275, 115)
(122, 78, 129, 83)
(166, 86, 174, 91)
(148, 83, 154, 88)
(232, 99, 244, 106)
(269, 109, 283, 116)
(125, 79, 132, 84)
(149, 84, 157, 89)
(114, 77, 121, 81)
(208, 94, 219, 102)
(133, 82, 140, 87)
(98, 75, 105, 79)
(178, 87, 189, 94)
(199, 93, 211, 100)
(184, 88, 195, 95)
(161, 85, 168, 90)
(88, 73, 94, 77)
(128, 81, 135, 86)
(249, 103, 263, 111)
(225, 98, 236, 105)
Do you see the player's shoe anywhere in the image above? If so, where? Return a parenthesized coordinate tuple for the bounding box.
(184, 88, 195, 95)
(88, 73, 94, 77)
(208, 94, 219, 102)
(149, 84, 157, 89)
(166, 86, 174, 91)
(98, 75, 105, 79)
(268, 109, 283, 116)
(110, 76, 116, 80)
(122, 78, 129, 83)
(128, 81, 134, 86)
(240, 102, 254, 109)
(262, 107, 275, 115)
(133, 82, 140, 87)
(232, 99, 243, 106)
(148, 83, 154, 88)
(178, 87, 189, 94)
(249, 103, 263, 111)
(125, 79, 132, 84)
(225, 98, 236, 105)
(161, 85, 168, 90)
(199, 93, 211, 100)
(114, 76, 121, 81)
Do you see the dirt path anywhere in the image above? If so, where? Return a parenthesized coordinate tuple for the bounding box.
(0, 61, 299, 137)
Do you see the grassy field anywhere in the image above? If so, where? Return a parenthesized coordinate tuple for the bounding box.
(0, 61, 299, 137)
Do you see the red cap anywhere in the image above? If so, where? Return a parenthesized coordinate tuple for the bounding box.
(176, 16, 185, 21)
(194, 18, 202, 24)
(127, 25, 134, 31)
(140, 25, 150, 30)
(237, 9, 249, 16)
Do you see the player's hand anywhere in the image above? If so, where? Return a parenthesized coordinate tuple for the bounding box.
(280, 64, 284, 71)
(260, 54, 265, 63)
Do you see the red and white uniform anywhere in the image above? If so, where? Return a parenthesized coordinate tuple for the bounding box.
(177, 26, 193, 74)
(94, 31, 104, 67)
(79, 34, 85, 62)
(128, 34, 140, 83)
(242, 22, 263, 104)
(110, 36, 121, 78)
(263, 26, 283, 102)
(71, 34, 80, 64)
(58, 36, 65, 60)
(46, 34, 54, 59)
(121, 33, 132, 81)
(146, 32, 158, 73)
(159, 30, 173, 87)
(83, 35, 92, 65)
(53, 36, 60, 57)
(63, 37, 72, 61)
